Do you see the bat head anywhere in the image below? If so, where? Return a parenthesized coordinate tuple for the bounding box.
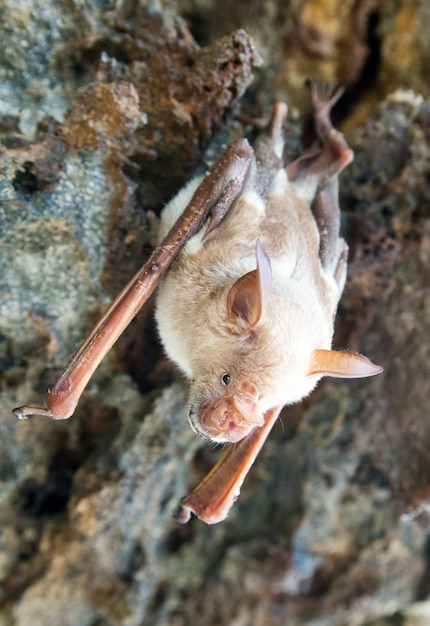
(187, 239, 272, 443)
(187, 240, 382, 444)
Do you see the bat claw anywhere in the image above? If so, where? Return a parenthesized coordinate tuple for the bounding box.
(12, 405, 53, 420)
(173, 501, 193, 524)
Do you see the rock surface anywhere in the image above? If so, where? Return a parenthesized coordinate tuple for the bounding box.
(1, 1, 429, 625)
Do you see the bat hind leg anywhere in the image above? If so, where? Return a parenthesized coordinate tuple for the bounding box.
(266, 101, 288, 159)
(309, 81, 354, 185)
(307, 82, 353, 276)
(253, 102, 288, 194)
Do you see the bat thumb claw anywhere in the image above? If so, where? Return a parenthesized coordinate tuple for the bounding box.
(12, 405, 53, 420)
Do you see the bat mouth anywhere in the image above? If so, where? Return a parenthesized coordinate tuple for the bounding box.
(189, 394, 264, 443)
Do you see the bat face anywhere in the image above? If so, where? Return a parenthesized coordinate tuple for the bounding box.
(155, 85, 382, 445)
(185, 327, 322, 445)
(188, 377, 263, 443)
(176, 243, 330, 444)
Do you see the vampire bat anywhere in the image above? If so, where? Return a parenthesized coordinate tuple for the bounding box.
(14, 83, 382, 524)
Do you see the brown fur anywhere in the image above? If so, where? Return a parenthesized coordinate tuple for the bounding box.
(156, 84, 381, 443)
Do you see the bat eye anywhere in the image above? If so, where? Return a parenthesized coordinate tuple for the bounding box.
(221, 373, 232, 386)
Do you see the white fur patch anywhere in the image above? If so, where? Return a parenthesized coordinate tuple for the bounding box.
(241, 189, 266, 214)
(269, 168, 289, 196)
(184, 222, 208, 255)
(291, 172, 320, 205)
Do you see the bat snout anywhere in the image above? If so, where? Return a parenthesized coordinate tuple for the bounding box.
(192, 394, 264, 443)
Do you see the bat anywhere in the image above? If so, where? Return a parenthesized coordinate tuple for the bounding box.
(13, 82, 383, 524)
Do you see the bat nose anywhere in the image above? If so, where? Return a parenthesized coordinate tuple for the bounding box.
(206, 396, 263, 442)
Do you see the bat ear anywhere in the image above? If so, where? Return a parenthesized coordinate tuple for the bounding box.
(227, 239, 272, 332)
(309, 349, 383, 378)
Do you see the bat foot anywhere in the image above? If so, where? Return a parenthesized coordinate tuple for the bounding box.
(308, 81, 344, 120)
(309, 81, 353, 170)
